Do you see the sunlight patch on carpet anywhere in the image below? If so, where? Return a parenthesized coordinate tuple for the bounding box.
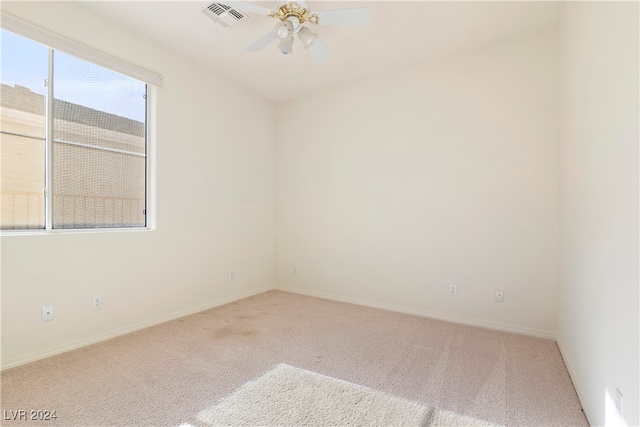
(196, 364, 495, 426)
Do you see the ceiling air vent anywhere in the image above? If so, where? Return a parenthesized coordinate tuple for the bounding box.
(202, 3, 246, 28)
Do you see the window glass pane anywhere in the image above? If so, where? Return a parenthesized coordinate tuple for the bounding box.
(0, 30, 47, 229)
(52, 50, 146, 229)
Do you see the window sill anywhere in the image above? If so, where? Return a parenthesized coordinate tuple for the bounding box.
(1, 227, 153, 236)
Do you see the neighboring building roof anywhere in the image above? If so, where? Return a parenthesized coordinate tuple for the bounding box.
(1, 84, 144, 137)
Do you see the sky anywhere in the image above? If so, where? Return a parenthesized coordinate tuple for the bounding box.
(1, 29, 146, 123)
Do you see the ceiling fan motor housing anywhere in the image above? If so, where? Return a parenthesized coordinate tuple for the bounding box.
(268, 2, 319, 25)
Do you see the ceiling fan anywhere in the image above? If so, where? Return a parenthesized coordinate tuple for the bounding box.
(222, 0, 371, 60)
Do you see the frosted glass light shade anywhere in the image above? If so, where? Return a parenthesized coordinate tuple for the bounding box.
(298, 26, 317, 49)
(278, 36, 294, 54)
(275, 20, 294, 40)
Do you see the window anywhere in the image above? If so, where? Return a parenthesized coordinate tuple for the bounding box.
(1, 31, 47, 229)
(1, 21, 159, 231)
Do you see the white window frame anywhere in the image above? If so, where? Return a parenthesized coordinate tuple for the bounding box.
(1, 12, 161, 234)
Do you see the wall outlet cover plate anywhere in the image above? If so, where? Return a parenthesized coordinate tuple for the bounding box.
(42, 305, 54, 322)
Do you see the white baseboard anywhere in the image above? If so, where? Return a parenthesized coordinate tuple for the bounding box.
(1, 286, 275, 371)
(556, 337, 596, 426)
(3, 285, 557, 371)
(276, 286, 557, 340)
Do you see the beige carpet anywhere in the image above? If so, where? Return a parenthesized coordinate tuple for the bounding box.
(1, 290, 588, 426)
(197, 363, 494, 426)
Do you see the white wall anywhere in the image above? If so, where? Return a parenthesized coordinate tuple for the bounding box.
(0, 2, 276, 369)
(557, 3, 639, 427)
(3, 5, 638, 424)
(276, 30, 561, 337)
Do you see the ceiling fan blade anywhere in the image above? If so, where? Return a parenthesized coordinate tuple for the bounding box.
(313, 7, 370, 26)
(246, 30, 277, 52)
(308, 36, 330, 61)
(222, 1, 272, 16)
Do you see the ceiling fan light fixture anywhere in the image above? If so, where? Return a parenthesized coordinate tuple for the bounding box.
(275, 20, 294, 40)
(297, 26, 317, 49)
(238, 1, 370, 60)
(277, 36, 294, 55)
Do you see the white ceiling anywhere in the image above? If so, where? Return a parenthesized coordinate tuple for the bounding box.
(82, 1, 562, 101)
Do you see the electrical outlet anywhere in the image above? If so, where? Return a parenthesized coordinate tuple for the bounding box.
(495, 290, 504, 302)
(293, 266, 298, 275)
(615, 388, 623, 415)
(229, 271, 234, 281)
(92, 296, 103, 310)
(449, 284, 457, 296)
(42, 305, 54, 322)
